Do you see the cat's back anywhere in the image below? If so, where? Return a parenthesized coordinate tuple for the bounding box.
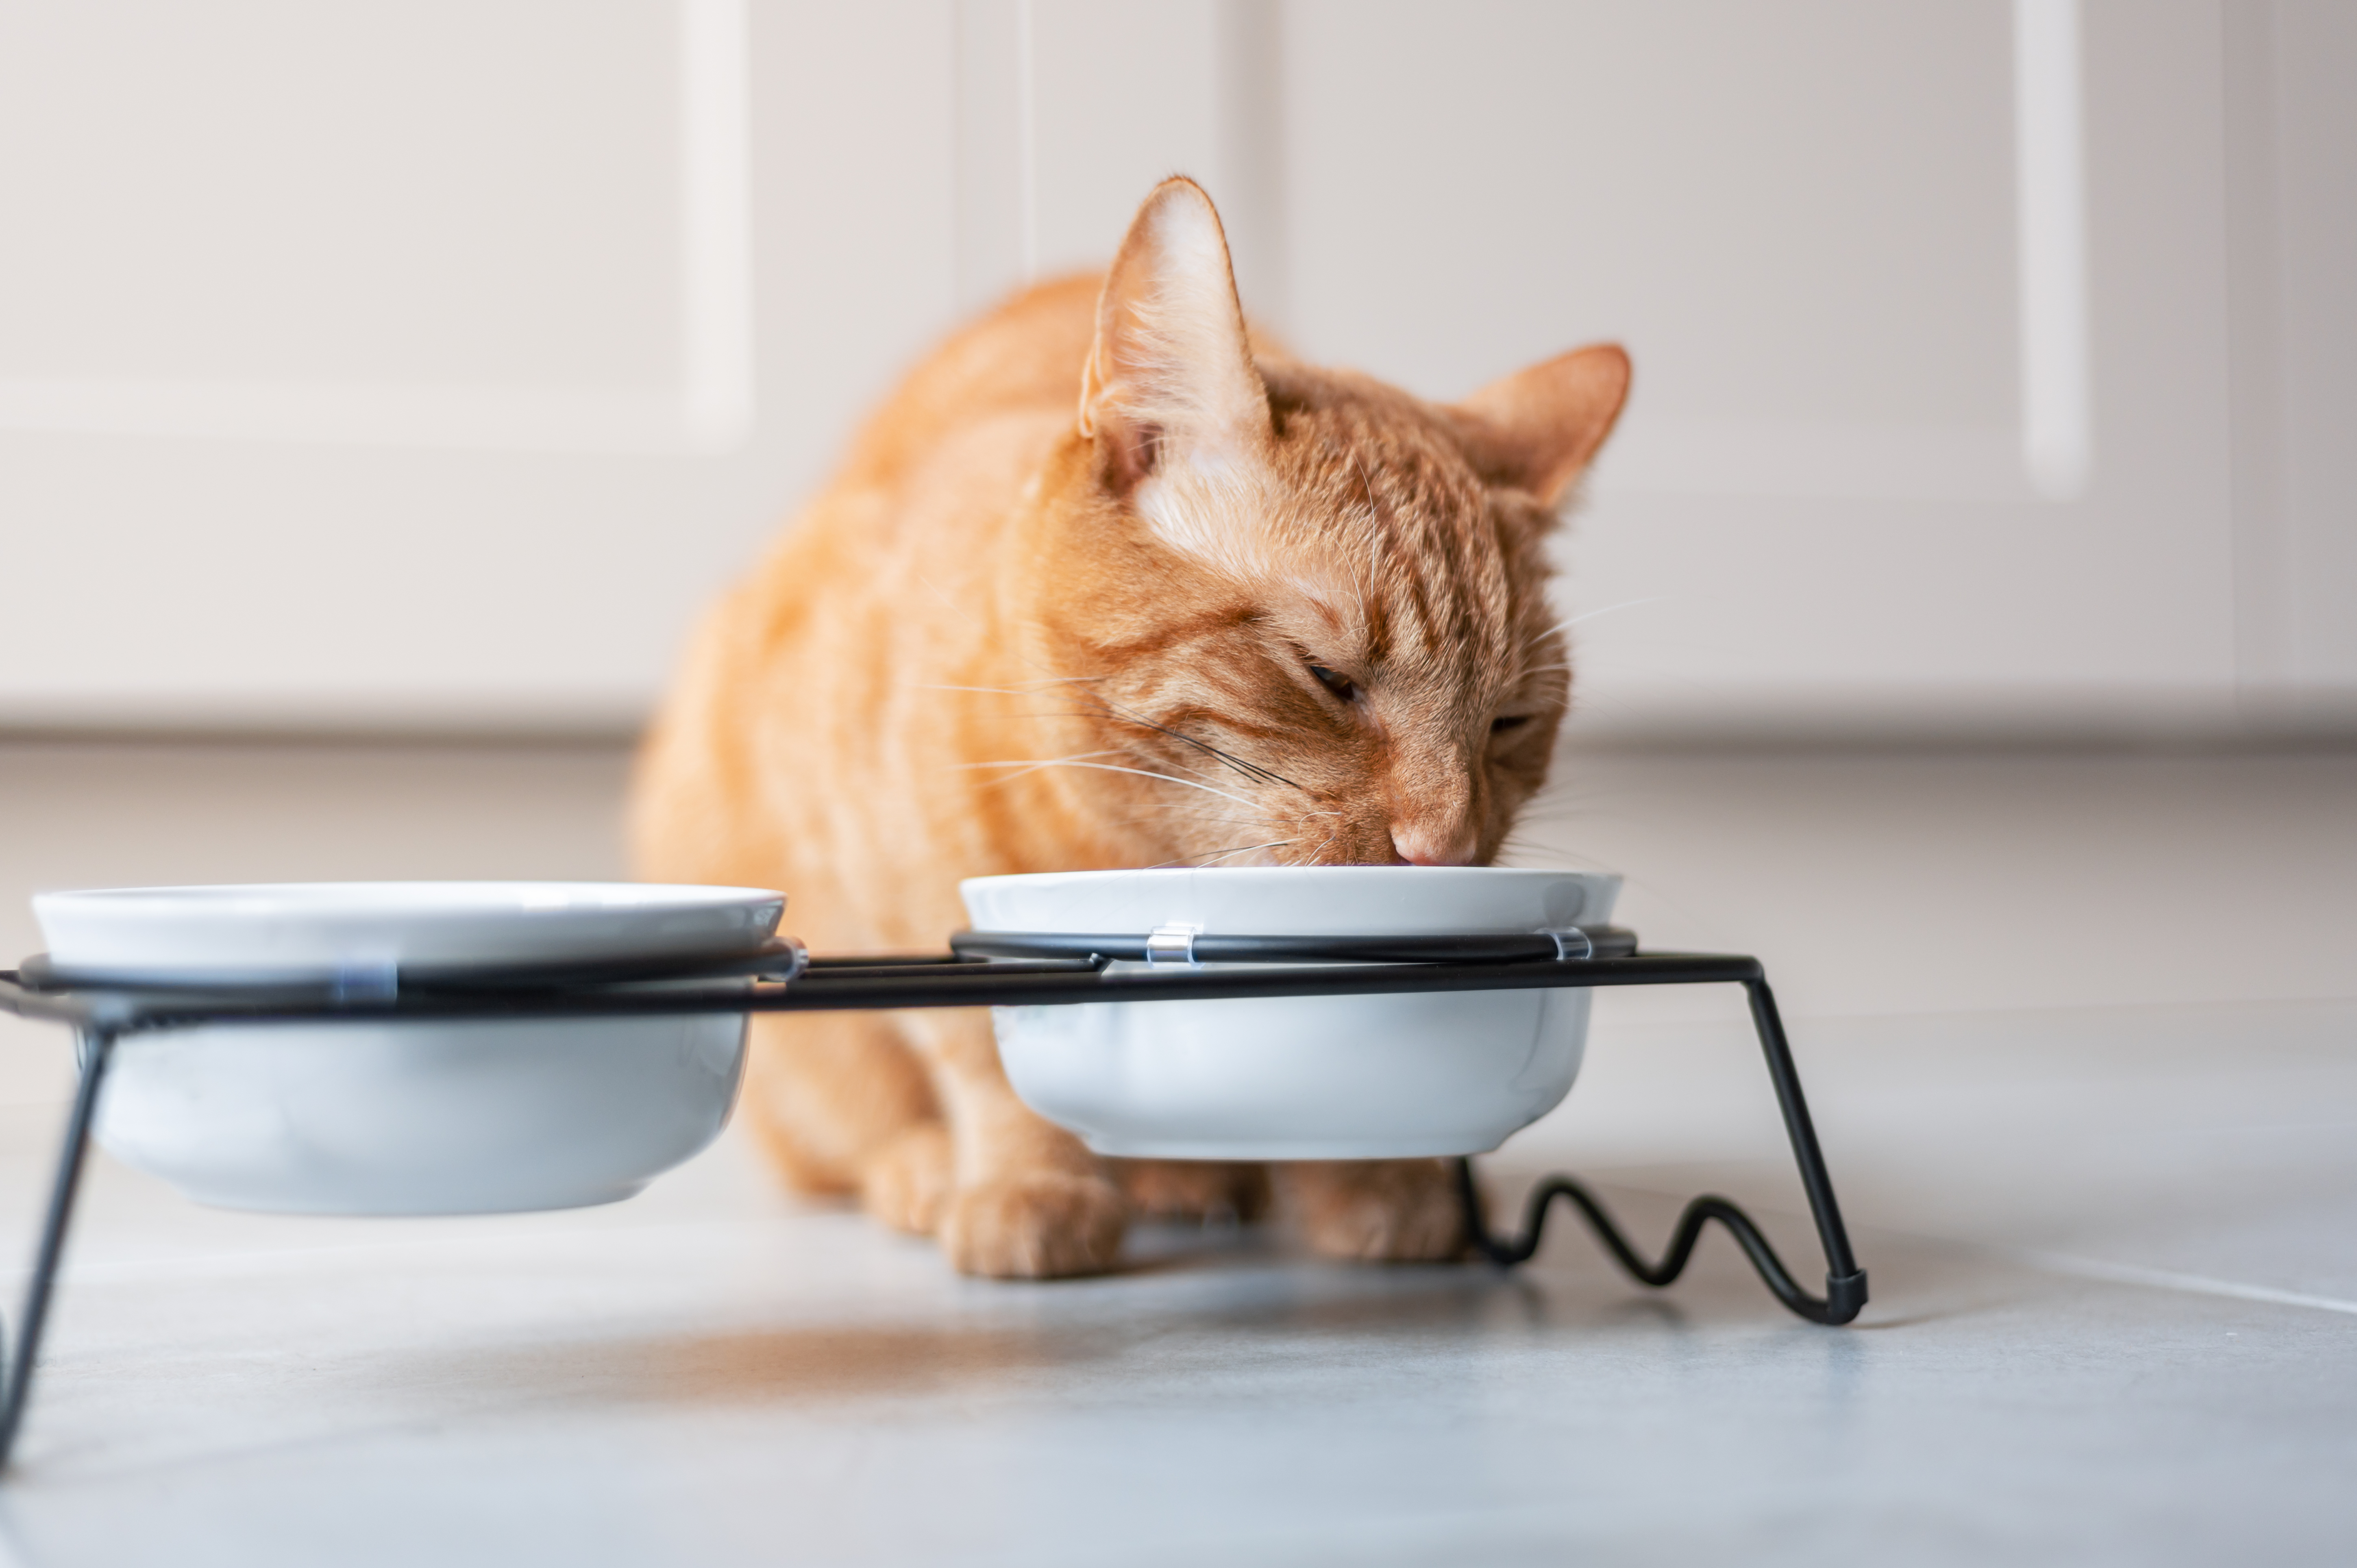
(629, 274, 1102, 895)
(831, 272, 1101, 497)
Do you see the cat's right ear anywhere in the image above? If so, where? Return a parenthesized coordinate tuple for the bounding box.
(1079, 177, 1271, 498)
(1450, 345, 1632, 510)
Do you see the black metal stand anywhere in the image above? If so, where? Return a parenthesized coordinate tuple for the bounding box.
(0, 925, 1864, 1470)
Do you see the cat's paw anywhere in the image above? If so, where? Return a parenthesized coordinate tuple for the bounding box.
(860, 1121, 954, 1236)
(1112, 1158, 1270, 1223)
(940, 1172, 1128, 1279)
(1282, 1159, 1468, 1263)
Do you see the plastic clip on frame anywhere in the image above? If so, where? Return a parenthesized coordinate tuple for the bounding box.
(0, 923, 1865, 1470)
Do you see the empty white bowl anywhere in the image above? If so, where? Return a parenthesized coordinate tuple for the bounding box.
(960, 867, 1621, 1160)
(31, 883, 785, 1215)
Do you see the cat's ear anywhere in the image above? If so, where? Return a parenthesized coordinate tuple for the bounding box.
(1451, 345, 1631, 509)
(1079, 177, 1271, 497)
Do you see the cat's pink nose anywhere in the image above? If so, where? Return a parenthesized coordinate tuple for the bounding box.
(1390, 822, 1478, 866)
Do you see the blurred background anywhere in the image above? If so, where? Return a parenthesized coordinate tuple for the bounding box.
(2, 0, 2353, 1047)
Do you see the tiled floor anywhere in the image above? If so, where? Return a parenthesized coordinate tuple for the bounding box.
(0, 738, 2353, 1565)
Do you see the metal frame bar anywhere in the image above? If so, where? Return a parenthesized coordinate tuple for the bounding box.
(0, 939, 1865, 1470)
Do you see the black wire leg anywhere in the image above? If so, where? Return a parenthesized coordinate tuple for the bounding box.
(1456, 976, 1867, 1326)
(1743, 978, 1867, 1320)
(1455, 1161, 1859, 1324)
(0, 1028, 116, 1469)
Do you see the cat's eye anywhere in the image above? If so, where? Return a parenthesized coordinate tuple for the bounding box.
(1307, 663, 1358, 703)
(1490, 714, 1532, 733)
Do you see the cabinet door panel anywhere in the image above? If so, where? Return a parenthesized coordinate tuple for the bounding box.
(0, 0, 960, 731)
(0, 0, 690, 447)
(1279, 0, 2237, 731)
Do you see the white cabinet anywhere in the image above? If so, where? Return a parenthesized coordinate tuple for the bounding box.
(0, 0, 959, 731)
(0, 1, 2347, 739)
(1275, 0, 2234, 737)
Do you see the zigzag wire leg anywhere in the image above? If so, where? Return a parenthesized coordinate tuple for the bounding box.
(1454, 1160, 1853, 1325)
(1455, 975, 1867, 1327)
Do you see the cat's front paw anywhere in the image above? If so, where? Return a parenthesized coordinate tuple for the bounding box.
(860, 1121, 954, 1236)
(940, 1172, 1127, 1279)
(1111, 1158, 1270, 1223)
(1281, 1158, 1468, 1263)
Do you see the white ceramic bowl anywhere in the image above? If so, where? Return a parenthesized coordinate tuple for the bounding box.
(31, 883, 785, 1215)
(960, 867, 1621, 1160)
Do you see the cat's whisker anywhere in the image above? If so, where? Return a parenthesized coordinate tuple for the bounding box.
(1345, 449, 1383, 524)
(949, 751, 1124, 785)
(942, 706, 1232, 745)
(980, 725, 1236, 784)
(1101, 807, 1260, 833)
(1293, 821, 1345, 866)
(918, 680, 1102, 697)
(1542, 596, 1671, 637)
(1067, 689, 1306, 794)
(959, 747, 1235, 792)
(1204, 840, 1296, 868)
(1116, 751, 1230, 785)
(1025, 675, 1291, 786)
(1146, 837, 1295, 870)
(923, 674, 1304, 797)
(972, 759, 1263, 811)
(1102, 796, 1253, 816)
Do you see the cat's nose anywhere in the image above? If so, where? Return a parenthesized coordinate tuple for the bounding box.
(1390, 821, 1478, 866)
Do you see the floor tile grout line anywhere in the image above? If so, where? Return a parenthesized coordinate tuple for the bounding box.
(2012, 1250, 2357, 1318)
(1489, 1168, 2357, 1323)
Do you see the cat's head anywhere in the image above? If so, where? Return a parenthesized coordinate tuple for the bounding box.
(1026, 178, 1628, 869)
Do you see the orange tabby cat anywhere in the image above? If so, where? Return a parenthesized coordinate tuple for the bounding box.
(631, 178, 1628, 1278)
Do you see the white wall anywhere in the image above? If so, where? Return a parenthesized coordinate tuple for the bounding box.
(0, 0, 2349, 739)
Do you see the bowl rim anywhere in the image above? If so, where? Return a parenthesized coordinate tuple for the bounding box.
(961, 866, 1619, 894)
(34, 880, 785, 912)
(30, 881, 789, 983)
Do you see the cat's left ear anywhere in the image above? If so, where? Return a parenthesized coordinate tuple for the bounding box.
(1079, 177, 1272, 497)
(1450, 345, 1631, 509)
